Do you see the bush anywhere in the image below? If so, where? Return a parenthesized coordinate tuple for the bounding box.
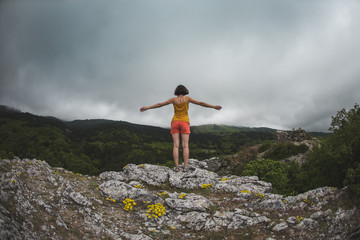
(344, 164, 360, 198)
(242, 159, 288, 194)
(263, 142, 309, 161)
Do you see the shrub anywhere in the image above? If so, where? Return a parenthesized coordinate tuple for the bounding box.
(242, 159, 288, 194)
(263, 142, 309, 161)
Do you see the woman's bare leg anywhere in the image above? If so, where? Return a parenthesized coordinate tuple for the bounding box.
(181, 134, 190, 168)
(172, 133, 180, 167)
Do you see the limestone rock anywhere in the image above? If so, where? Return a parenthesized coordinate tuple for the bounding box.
(294, 218, 319, 231)
(123, 164, 170, 186)
(1, 158, 359, 240)
(272, 222, 288, 231)
(168, 167, 218, 189)
(99, 180, 156, 202)
(214, 175, 272, 193)
(165, 193, 212, 212)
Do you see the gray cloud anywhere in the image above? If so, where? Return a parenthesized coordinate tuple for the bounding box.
(1, 0, 360, 131)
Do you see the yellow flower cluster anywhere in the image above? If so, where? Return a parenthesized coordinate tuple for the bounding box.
(254, 193, 265, 198)
(123, 198, 136, 211)
(221, 177, 229, 181)
(139, 164, 145, 168)
(146, 203, 165, 219)
(123, 164, 128, 169)
(17, 172, 21, 176)
(201, 183, 212, 189)
(106, 195, 117, 203)
(297, 216, 303, 223)
(134, 184, 143, 189)
(158, 191, 168, 198)
(29, 162, 34, 165)
(179, 193, 186, 199)
(12, 179, 16, 184)
(303, 199, 315, 205)
(240, 189, 251, 194)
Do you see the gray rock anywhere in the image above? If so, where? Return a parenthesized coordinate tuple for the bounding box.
(294, 218, 319, 230)
(250, 199, 287, 211)
(168, 167, 218, 189)
(310, 211, 324, 220)
(99, 180, 156, 202)
(175, 211, 209, 231)
(99, 171, 125, 181)
(273, 222, 288, 231)
(63, 185, 92, 206)
(165, 193, 212, 212)
(123, 164, 170, 186)
(214, 175, 272, 193)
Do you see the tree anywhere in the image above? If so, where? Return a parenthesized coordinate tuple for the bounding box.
(302, 103, 360, 193)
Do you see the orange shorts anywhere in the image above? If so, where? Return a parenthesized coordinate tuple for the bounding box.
(171, 121, 191, 134)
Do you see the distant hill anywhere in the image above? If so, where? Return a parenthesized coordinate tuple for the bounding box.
(191, 124, 276, 134)
(1, 105, 325, 175)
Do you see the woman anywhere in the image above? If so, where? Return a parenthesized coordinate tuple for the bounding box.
(140, 85, 222, 172)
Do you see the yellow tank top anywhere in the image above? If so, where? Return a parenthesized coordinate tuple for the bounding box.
(171, 100, 189, 123)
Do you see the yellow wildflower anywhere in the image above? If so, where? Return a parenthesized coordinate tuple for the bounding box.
(240, 189, 251, 194)
(123, 198, 136, 211)
(179, 193, 186, 199)
(201, 183, 212, 189)
(158, 192, 168, 198)
(146, 203, 166, 219)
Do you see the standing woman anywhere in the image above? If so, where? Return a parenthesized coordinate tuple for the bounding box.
(140, 85, 222, 172)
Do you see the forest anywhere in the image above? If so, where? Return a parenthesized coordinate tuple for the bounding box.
(0, 105, 275, 175)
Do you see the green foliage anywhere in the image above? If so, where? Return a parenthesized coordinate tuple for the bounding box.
(301, 103, 360, 193)
(242, 158, 303, 195)
(344, 164, 360, 198)
(0, 106, 277, 175)
(263, 142, 309, 161)
(242, 159, 288, 194)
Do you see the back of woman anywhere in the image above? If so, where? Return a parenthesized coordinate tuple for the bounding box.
(140, 85, 221, 172)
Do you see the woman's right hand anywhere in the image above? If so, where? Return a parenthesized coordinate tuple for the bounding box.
(140, 107, 148, 112)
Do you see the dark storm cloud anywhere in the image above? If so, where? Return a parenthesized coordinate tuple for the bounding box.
(1, 0, 360, 131)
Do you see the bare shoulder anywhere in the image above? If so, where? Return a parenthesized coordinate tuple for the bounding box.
(187, 96, 200, 104)
(168, 97, 177, 103)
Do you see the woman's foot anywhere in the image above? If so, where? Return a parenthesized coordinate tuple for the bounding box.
(174, 166, 180, 172)
(183, 167, 189, 172)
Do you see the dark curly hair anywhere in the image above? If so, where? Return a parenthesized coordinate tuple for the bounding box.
(174, 85, 189, 96)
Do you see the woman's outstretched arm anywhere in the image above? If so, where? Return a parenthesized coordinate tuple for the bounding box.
(188, 97, 222, 110)
(140, 98, 174, 112)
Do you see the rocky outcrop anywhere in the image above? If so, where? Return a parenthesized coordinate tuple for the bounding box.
(1, 158, 359, 239)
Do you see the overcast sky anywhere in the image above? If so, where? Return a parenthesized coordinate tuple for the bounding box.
(1, 0, 360, 132)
